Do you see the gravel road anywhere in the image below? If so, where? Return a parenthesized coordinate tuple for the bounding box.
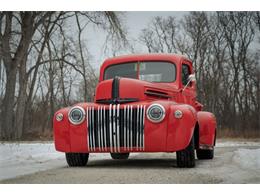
(1, 141, 260, 184)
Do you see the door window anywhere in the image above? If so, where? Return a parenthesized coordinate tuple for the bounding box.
(182, 64, 190, 86)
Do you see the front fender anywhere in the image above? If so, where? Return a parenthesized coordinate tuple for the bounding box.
(166, 104, 197, 152)
(53, 107, 71, 152)
(53, 102, 92, 153)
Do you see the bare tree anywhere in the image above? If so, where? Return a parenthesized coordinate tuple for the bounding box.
(140, 16, 180, 53)
(139, 12, 260, 137)
(0, 12, 53, 139)
(0, 11, 127, 140)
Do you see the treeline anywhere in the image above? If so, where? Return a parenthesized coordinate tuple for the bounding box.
(139, 12, 260, 136)
(0, 12, 126, 140)
(0, 11, 259, 140)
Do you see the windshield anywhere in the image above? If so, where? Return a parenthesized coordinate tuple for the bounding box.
(104, 61, 176, 82)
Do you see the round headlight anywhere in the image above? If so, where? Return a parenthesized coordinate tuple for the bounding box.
(146, 104, 165, 123)
(68, 106, 85, 125)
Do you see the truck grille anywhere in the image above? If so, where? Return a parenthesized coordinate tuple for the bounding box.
(87, 104, 146, 152)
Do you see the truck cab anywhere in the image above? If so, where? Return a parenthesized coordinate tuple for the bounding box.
(53, 54, 217, 168)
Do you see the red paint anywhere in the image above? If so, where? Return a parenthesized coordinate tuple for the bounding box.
(54, 54, 217, 153)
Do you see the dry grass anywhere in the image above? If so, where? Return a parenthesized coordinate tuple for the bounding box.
(22, 130, 53, 141)
(217, 128, 260, 139)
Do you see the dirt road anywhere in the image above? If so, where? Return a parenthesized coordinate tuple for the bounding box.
(1, 141, 260, 184)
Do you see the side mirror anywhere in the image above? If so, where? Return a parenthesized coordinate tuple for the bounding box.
(183, 74, 196, 92)
(188, 74, 196, 82)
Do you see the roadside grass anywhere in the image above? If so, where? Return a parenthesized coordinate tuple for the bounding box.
(217, 128, 260, 139)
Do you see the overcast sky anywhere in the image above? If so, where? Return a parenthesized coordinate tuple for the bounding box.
(86, 12, 187, 69)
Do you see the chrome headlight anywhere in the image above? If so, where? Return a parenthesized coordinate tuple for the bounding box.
(68, 106, 85, 125)
(146, 103, 165, 123)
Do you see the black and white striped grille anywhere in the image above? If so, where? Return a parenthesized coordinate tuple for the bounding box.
(87, 104, 146, 152)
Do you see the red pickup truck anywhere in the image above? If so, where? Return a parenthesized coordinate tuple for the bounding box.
(53, 54, 217, 168)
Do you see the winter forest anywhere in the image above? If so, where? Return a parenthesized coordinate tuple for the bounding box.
(0, 11, 260, 140)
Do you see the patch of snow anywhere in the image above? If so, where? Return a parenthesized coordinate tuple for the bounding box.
(0, 142, 64, 181)
(0, 142, 138, 181)
(233, 148, 260, 170)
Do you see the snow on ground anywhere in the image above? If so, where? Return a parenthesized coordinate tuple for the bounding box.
(233, 148, 260, 170)
(0, 140, 260, 181)
(0, 142, 63, 180)
(0, 142, 118, 181)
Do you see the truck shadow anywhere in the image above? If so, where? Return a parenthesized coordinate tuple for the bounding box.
(85, 158, 199, 169)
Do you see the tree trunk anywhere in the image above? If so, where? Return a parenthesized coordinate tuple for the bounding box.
(0, 12, 16, 140)
(14, 57, 28, 139)
(1, 65, 17, 140)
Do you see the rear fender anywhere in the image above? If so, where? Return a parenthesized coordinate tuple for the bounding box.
(197, 111, 217, 148)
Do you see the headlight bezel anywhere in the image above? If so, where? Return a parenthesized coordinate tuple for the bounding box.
(68, 106, 86, 125)
(146, 103, 166, 123)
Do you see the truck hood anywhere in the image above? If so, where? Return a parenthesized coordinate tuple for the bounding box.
(95, 77, 178, 104)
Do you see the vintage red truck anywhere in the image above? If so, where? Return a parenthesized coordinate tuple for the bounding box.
(53, 54, 217, 168)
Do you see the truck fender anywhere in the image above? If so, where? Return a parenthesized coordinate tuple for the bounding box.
(166, 104, 197, 152)
(197, 111, 217, 149)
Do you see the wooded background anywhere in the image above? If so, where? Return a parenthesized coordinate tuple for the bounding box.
(0, 11, 260, 140)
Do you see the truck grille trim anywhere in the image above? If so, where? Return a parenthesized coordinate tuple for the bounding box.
(87, 104, 146, 152)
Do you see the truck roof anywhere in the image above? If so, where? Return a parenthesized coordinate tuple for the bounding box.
(103, 53, 191, 65)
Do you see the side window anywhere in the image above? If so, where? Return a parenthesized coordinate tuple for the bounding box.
(182, 64, 190, 86)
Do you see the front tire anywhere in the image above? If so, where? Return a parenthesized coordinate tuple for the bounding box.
(110, 153, 129, 160)
(176, 135, 195, 168)
(196, 148, 214, 159)
(65, 153, 89, 167)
